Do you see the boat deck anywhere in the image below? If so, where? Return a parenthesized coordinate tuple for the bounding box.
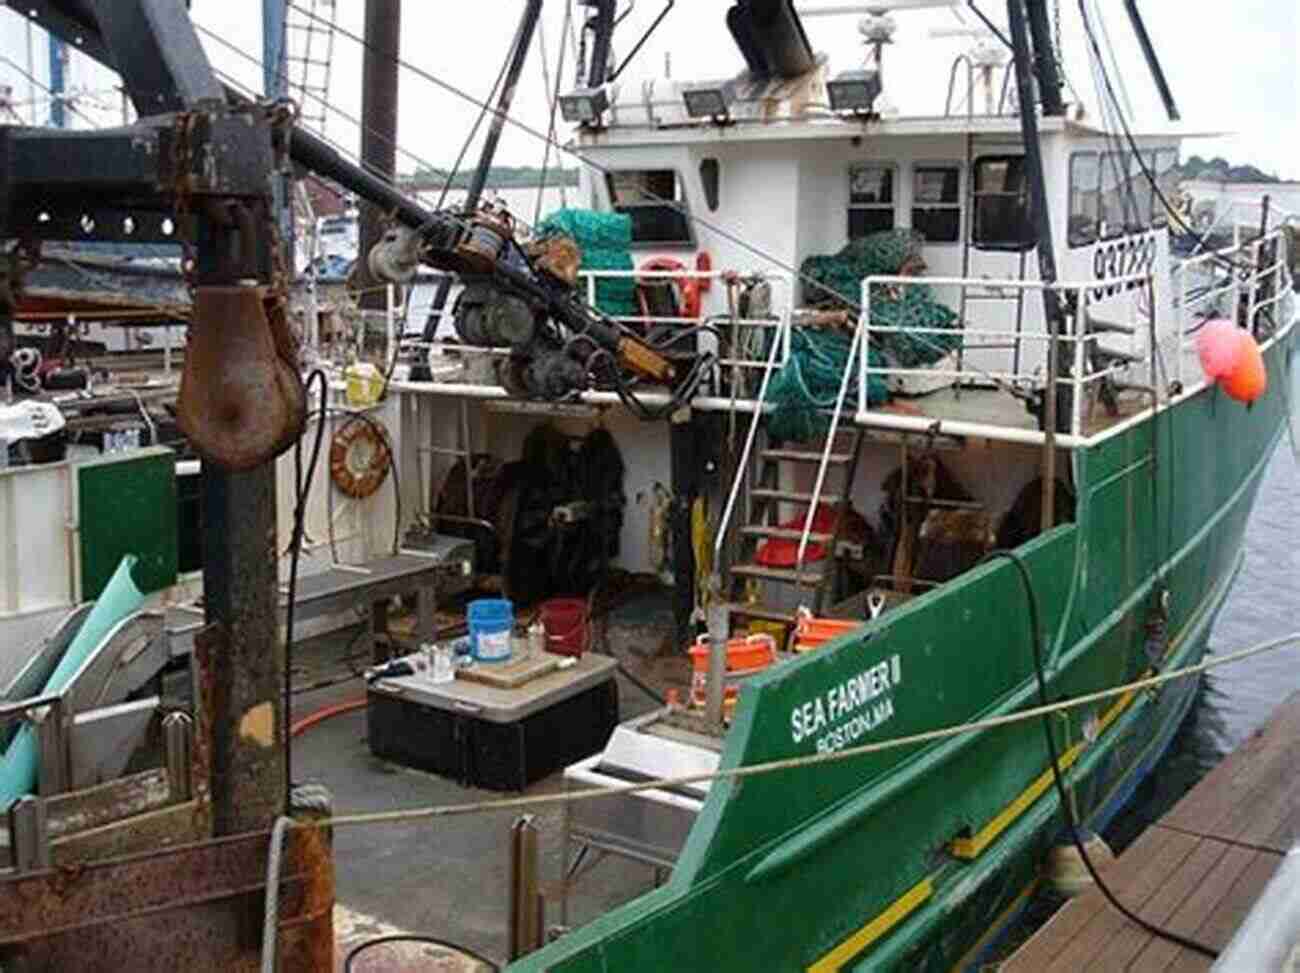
(1003, 689, 1300, 971)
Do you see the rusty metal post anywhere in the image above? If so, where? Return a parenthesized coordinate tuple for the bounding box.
(201, 467, 284, 835)
(510, 816, 544, 960)
(277, 786, 335, 972)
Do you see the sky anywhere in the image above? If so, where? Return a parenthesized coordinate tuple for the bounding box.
(1, 1, 1297, 180)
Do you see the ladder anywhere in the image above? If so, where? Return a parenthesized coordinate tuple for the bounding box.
(284, 0, 338, 137)
(725, 428, 866, 626)
(716, 313, 868, 631)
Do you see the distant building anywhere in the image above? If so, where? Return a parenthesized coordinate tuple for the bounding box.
(1181, 178, 1300, 233)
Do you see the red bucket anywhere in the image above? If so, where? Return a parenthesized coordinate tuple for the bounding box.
(540, 598, 589, 657)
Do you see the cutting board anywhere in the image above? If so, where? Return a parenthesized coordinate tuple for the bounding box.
(457, 653, 560, 689)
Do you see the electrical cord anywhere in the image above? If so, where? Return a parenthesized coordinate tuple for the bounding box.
(343, 934, 500, 973)
(285, 368, 331, 805)
(981, 548, 1219, 961)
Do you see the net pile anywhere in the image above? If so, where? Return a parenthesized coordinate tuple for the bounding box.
(535, 209, 637, 316)
(801, 229, 963, 366)
(764, 328, 889, 443)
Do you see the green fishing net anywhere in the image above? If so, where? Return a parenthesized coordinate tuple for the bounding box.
(800, 228, 963, 367)
(764, 328, 890, 443)
(536, 208, 637, 316)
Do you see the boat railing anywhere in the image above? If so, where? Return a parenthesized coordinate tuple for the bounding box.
(853, 271, 1162, 445)
(1174, 226, 1294, 387)
(713, 303, 795, 568)
(402, 269, 796, 387)
(943, 55, 1018, 118)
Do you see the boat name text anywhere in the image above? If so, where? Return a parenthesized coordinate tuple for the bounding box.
(790, 654, 901, 752)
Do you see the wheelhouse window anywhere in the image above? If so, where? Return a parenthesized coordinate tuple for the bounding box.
(1098, 151, 1144, 238)
(605, 169, 694, 247)
(847, 164, 896, 238)
(971, 155, 1034, 250)
(911, 165, 961, 243)
(1069, 152, 1100, 246)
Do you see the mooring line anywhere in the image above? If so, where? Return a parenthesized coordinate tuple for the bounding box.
(311, 632, 1300, 829)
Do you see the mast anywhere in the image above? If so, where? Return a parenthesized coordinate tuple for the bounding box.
(1006, 0, 1066, 529)
(357, 0, 402, 312)
(262, 0, 288, 100)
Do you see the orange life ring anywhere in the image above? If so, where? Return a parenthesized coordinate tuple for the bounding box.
(638, 257, 703, 320)
(329, 417, 392, 499)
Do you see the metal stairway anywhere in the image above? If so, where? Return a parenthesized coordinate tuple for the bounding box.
(725, 428, 866, 625)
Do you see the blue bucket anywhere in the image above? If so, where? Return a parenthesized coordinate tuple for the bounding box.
(467, 598, 513, 663)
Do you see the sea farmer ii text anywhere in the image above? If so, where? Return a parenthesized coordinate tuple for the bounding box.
(790, 655, 902, 748)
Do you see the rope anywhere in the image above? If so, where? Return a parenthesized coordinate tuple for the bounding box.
(291, 630, 1300, 830)
(260, 815, 293, 973)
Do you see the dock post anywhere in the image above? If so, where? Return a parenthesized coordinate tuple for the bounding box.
(510, 816, 545, 959)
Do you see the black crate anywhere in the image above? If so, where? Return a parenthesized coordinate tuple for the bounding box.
(367, 678, 619, 791)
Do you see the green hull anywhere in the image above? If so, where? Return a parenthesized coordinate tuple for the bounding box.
(515, 324, 1297, 973)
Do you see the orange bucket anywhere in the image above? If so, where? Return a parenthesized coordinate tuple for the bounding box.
(689, 633, 777, 674)
(688, 633, 776, 711)
(794, 616, 863, 653)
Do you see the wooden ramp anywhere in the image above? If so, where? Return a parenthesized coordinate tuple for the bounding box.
(1003, 690, 1300, 972)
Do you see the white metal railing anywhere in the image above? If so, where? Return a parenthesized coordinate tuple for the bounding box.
(713, 306, 795, 567)
(1174, 226, 1294, 389)
(856, 272, 1160, 441)
(402, 269, 795, 383)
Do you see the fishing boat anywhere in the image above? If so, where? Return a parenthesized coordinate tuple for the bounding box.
(373, 2, 1298, 969)
(1, 0, 1296, 969)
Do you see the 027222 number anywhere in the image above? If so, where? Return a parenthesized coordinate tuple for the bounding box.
(1091, 233, 1157, 299)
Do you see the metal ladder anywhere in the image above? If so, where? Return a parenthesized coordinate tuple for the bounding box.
(725, 427, 866, 625)
(716, 313, 868, 629)
(284, 0, 338, 137)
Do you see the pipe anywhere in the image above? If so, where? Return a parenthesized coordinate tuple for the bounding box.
(289, 697, 367, 738)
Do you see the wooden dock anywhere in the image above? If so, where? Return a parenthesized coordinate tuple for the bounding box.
(1003, 690, 1300, 971)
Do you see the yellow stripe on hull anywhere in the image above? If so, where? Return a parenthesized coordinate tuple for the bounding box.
(950, 685, 1138, 860)
(807, 878, 933, 973)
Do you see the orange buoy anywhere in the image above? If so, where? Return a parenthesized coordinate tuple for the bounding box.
(1196, 318, 1243, 380)
(1222, 330, 1268, 403)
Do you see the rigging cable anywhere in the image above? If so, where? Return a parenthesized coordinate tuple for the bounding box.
(534, 2, 574, 225)
(980, 548, 1219, 961)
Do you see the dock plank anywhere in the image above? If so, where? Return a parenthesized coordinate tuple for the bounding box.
(1058, 836, 1226, 971)
(1001, 827, 1191, 971)
(998, 827, 1176, 969)
(1005, 691, 1300, 971)
(1124, 842, 1257, 971)
(1185, 846, 1284, 954)
(1160, 697, 1300, 839)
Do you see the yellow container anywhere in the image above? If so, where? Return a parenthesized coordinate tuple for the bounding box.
(345, 362, 384, 407)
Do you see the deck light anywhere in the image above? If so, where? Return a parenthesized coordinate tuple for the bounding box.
(681, 82, 735, 122)
(827, 69, 882, 115)
(559, 87, 610, 125)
